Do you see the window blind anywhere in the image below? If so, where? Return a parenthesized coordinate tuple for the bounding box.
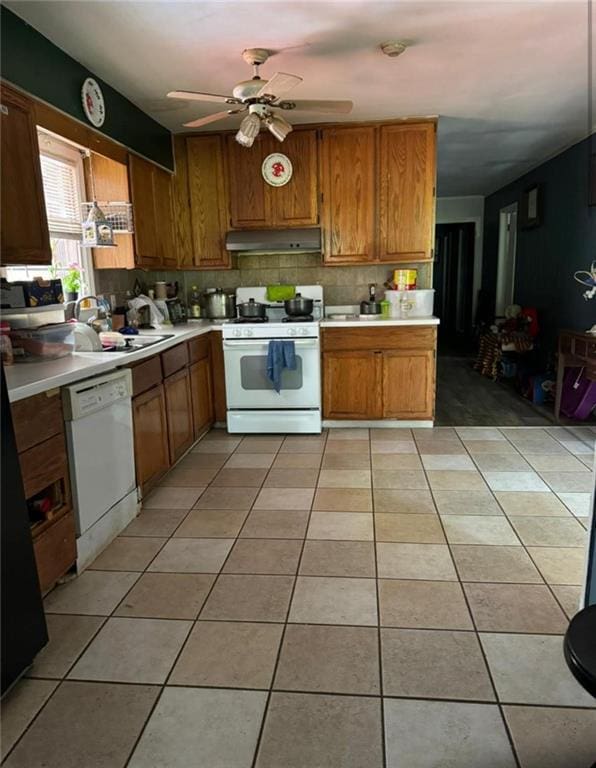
(39, 154, 82, 239)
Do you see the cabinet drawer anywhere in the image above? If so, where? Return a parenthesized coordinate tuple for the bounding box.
(188, 335, 211, 364)
(161, 342, 189, 378)
(33, 510, 76, 594)
(11, 389, 63, 453)
(20, 433, 68, 500)
(130, 355, 163, 397)
(322, 326, 437, 352)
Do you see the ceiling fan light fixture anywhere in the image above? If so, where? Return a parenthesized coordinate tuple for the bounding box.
(265, 113, 293, 142)
(236, 111, 261, 147)
(380, 40, 408, 57)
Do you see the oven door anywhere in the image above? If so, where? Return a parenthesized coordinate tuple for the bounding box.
(223, 338, 321, 409)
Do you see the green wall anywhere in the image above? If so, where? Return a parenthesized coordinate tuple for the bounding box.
(1, 6, 173, 169)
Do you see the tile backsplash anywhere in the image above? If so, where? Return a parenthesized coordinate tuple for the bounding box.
(95, 253, 431, 308)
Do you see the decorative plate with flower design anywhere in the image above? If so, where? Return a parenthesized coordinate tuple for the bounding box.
(262, 153, 293, 187)
(81, 78, 106, 128)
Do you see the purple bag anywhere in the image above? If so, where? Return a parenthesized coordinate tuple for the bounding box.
(560, 367, 596, 420)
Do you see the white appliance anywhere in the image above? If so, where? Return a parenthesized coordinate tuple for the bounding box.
(62, 369, 138, 570)
(223, 285, 323, 433)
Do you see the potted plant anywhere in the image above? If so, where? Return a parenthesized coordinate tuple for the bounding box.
(61, 262, 83, 302)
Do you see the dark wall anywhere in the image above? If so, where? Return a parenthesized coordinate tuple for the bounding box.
(1, 6, 173, 170)
(482, 135, 596, 351)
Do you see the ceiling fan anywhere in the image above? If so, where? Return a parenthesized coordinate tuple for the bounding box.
(167, 48, 353, 147)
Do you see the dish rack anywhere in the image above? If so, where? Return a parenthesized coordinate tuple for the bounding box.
(80, 202, 134, 233)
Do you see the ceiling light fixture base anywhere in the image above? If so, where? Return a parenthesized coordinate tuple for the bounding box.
(380, 40, 408, 57)
(242, 48, 271, 66)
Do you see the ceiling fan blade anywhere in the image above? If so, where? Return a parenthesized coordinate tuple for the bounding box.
(168, 90, 241, 105)
(256, 72, 303, 99)
(277, 99, 353, 114)
(183, 108, 246, 129)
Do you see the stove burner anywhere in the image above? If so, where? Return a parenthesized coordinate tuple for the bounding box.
(232, 316, 269, 324)
(282, 315, 314, 323)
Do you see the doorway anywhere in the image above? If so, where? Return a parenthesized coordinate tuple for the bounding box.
(495, 203, 518, 317)
(433, 222, 476, 352)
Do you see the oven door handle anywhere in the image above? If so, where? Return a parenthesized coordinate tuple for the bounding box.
(223, 339, 319, 350)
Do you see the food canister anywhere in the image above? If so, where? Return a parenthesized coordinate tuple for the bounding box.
(393, 269, 417, 291)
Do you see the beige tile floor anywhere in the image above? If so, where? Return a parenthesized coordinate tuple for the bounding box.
(2, 425, 596, 768)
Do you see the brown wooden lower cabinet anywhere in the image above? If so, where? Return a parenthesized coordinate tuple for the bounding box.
(132, 383, 170, 491)
(323, 350, 381, 419)
(163, 367, 194, 463)
(33, 510, 76, 594)
(322, 327, 436, 420)
(190, 358, 214, 438)
(210, 331, 227, 423)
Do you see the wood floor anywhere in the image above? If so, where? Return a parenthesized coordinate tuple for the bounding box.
(435, 355, 555, 426)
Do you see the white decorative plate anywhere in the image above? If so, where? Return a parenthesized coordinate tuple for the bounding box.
(81, 77, 106, 128)
(262, 153, 293, 187)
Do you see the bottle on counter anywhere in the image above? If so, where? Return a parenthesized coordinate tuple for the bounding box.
(0, 321, 14, 365)
(189, 285, 202, 319)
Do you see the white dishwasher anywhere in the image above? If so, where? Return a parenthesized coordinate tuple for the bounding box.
(63, 369, 138, 570)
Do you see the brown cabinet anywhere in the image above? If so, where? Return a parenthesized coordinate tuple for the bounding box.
(226, 130, 318, 228)
(226, 134, 271, 228)
(1, 84, 51, 265)
(190, 358, 214, 437)
(128, 153, 176, 268)
(132, 383, 170, 491)
(210, 331, 227, 423)
(172, 135, 194, 268)
(11, 389, 75, 593)
(164, 367, 194, 463)
(85, 152, 136, 270)
(320, 126, 376, 264)
(187, 135, 230, 269)
(378, 122, 436, 262)
(323, 350, 381, 419)
(322, 326, 436, 420)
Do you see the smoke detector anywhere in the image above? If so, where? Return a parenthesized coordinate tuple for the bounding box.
(380, 41, 408, 57)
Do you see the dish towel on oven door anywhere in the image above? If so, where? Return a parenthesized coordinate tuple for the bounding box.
(267, 340, 296, 393)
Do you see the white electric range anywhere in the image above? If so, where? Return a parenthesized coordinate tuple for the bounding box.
(223, 286, 323, 434)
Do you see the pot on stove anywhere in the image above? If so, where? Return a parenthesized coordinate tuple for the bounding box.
(284, 293, 314, 318)
(237, 298, 269, 320)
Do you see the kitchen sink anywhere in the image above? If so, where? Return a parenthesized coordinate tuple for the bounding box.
(79, 334, 176, 353)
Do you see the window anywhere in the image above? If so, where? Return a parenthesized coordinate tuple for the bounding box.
(4, 130, 95, 296)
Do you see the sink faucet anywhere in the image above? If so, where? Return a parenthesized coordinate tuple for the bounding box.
(73, 295, 98, 321)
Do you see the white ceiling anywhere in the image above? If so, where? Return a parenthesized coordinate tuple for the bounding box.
(6, 0, 592, 195)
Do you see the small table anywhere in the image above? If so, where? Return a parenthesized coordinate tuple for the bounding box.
(554, 330, 596, 421)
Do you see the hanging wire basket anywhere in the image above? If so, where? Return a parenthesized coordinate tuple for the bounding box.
(81, 202, 134, 233)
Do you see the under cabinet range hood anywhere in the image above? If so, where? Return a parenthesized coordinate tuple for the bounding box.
(225, 228, 321, 253)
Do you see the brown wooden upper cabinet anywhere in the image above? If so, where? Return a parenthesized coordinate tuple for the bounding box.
(172, 135, 194, 269)
(0, 84, 52, 265)
(320, 126, 376, 264)
(378, 122, 436, 262)
(226, 130, 318, 229)
(128, 153, 176, 269)
(186, 135, 230, 269)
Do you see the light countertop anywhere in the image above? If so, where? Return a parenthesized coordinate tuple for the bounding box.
(5, 321, 222, 403)
(321, 316, 440, 328)
(5, 315, 439, 402)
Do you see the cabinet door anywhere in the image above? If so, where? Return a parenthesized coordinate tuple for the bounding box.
(272, 130, 318, 226)
(153, 166, 177, 269)
(1, 85, 51, 265)
(129, 154, 159, 267)
(172, 135, 194, 268)
(210, 331, 227, 423)
(190, 358, 214, 438)
(187, 135, 230, 269)
(164, 367, 194, 463)
(226, 134, 272, 228)
(320, 127, 375, 264)
(86, 152, 135, 269)
(378, 123, 436, 262)
(382, 350, 435, 419)
(323, 350, 381, 419)
(132, 384, 170, 491)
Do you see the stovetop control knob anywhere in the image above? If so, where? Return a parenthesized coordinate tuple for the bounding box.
(244, 328, 253, 337)
(287, 328, 297, 337)
(299, 327, 308, 336)
(232, 329, 242, 337)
